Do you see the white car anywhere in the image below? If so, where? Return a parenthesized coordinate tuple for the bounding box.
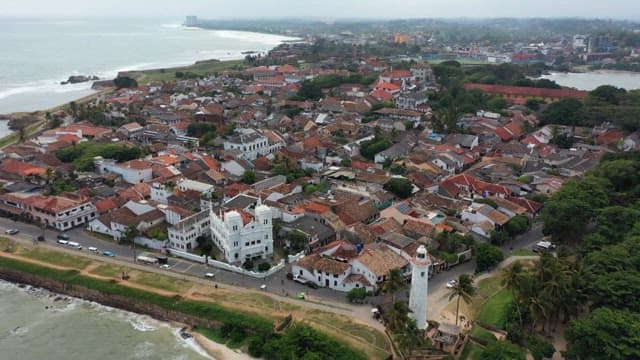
(88, 247, 99, 252)
(205, 272, 215, 278)
(446, 280, 457, 289)
(160, 264, 171, 270)
(5, 229, 19, 235)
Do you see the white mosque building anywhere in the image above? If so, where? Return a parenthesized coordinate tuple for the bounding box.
(209, 198, 274, 264)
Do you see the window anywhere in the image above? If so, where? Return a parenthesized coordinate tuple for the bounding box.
(421, 271, 425, 278)
(334, 281, 337, 286)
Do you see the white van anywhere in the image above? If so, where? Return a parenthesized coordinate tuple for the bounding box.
(57, 239, 69, 245)
(88, 246, 98, 253)
(533, 241, 555, 252)
(67, 241, 82, 250)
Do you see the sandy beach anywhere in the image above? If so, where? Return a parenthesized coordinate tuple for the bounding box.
(193, 332, 254, 360)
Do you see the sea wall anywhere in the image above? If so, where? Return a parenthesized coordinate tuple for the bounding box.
(0, 266, 222, 330)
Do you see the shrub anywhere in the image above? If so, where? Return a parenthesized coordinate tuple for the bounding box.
(258, 262, 271, 272)
(527, 336, 555, 360)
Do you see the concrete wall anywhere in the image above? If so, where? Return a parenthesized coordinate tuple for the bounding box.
(169, 249, 285, 278)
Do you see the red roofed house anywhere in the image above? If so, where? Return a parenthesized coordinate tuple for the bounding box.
(440, 173, 512, 199)
(21, 193, 97, 231)
(0, 159, 48, 179)
(373, 82, 401, 94)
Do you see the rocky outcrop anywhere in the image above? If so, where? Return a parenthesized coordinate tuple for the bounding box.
(60, 75, 99, 85)
(0, 267, 223, 330)
(91, 80, 115, 90)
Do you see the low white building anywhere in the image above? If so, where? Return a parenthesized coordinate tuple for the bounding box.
(95, 157, 153, 184)
(223, 129, 270, 161)
(209, 199, 274, 264)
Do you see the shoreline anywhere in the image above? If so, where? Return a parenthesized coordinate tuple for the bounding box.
(0, 278, 228, 360)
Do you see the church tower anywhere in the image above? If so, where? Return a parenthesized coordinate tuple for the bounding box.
(409, 245, 431, 330)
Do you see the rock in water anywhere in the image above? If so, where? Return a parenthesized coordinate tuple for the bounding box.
(61, 75, 99, 85)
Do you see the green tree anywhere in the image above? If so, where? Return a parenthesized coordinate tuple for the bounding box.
(383, 178, 414, 199)
(475, 243, 504, 273)
(565, 308, 640, 360)
(382, 268, 406, 304)
(447, 274, 476, 325)
(502, 262, 525, 326)
(480, 340, 526, 360)
(505, 215, 529, 237)
(242, 169, 256, 184)
(346, 287, 368, 303)
(540, 98, 583, 126)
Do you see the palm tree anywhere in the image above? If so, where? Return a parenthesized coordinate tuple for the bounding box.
(501, 262, 525, 326)
(448, 274, 476, 325)
(383, 268, 407, 304)
(525, 293, 549, 334)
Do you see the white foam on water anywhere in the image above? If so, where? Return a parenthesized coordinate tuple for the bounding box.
(171, 328, 216, 360)
(9, 326, 29, 337)
(128, 314, 159, 332)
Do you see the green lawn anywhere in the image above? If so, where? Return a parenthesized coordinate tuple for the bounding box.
(460, 341, 485, 360)
(133, 271, 192, 293)
(90, 263, 129, 278)
(477, 277, 503, 297)
(511, 249, 536, 256)
(19, 246, 91, 270)
(470, 326, 497, 344)
(475, 288, 514, 330)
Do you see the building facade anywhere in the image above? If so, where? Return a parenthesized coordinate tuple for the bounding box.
(209, 200, 274, 264)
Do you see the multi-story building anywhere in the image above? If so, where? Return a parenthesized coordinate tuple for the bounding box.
(223, 129, 270, 161)
(209, 199, 274, 264)
(168, 209, 211, 251)
(22, 194, 97, 231)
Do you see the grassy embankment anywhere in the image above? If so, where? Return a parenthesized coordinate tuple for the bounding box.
(127, 59, 246, 83)
(0, 240, 388, 359)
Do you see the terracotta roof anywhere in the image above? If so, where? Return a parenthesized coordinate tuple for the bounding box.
(65, 124, 111, 137)
(403, 218, 435, 238)
(127, 160, 154, 170)
(463, 83, 589, 100)
(355, 243, 408, 277)
(344, 274, 371, 286)
(0, 159, 47, 177)
(370, 90, 395, 101)
(95, 198, 118, 214)
(304, 202, 331, 214)
(374, 82, 400, 91)
(23, 194, 89, 213)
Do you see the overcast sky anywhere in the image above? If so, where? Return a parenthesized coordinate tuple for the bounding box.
(2, 0, 639, 19)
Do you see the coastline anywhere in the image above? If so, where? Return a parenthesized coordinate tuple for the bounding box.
(193, 333, 253, 360)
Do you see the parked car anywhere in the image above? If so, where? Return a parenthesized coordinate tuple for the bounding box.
(286, 272, 294, 280)
(5, 229, 19, 235)
(159, 264, 171, 270)
(67, 241, 82, 250)
(57, 233, 70, 241)
(88, 246, 98, 252)
(102, 250, 115, 257)
(446, 280, 457, 289)
(307, 282, 319, 289)
(205, 272, 215, 278)
(293, 274, 308, 285)
(36, 235, 45, 242)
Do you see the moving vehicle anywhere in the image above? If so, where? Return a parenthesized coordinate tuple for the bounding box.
(102, 250, 115, 257)
(88, 247, 98, 252)
(36, 235, 45, 242)
(57, 233, 70, 241)
(57, 239, 69, 245)
(446, 280, 457, 289)
(67, 241, 82, 250)
(297, 292, 306, 300)
(205, 272, 215, 278)
(159, 264, 171, 270)
(293, 274, 308, 285)
(5, 229, 19, 235)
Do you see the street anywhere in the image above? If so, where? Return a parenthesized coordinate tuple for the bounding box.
(0, 216, 544, 305)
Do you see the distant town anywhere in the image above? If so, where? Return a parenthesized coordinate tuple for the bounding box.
(1, 15, 639, 360)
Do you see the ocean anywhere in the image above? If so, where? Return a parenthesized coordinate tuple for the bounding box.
(539, 70, 640, 91)
(0, 17, 295, 115)
(0, 280, 212, 360)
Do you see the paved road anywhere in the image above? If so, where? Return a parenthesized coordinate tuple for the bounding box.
(0, 216, 544, 305)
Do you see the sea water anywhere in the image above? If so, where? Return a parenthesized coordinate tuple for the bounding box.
(0, 280, 212, 360)
(0, 17, 296, 114)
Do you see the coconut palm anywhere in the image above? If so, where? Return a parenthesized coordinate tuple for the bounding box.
(501, 261, 525, 325)
(448, 274, 476, 325)
(383, 268, 407, 304)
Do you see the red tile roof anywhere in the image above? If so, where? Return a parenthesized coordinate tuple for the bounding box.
(0, 159, 48, 177)
(370, 90, 395, 101)
(95, 198, 118, 214)
(463, 83, 589, 100)
(374, 82, 400, 91)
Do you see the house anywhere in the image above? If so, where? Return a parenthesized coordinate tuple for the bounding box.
(108, 207, 166, 242)
(0, 159, 48, 180)
(95, 158, 153, 184)
(21, 193, 97, 231)
(280, 215, 336, 249)
(395, 92, 429, 111)
(374, 142, 412, 164)
(461, 203, 511, 237)
(209, 199, 274, 264)
(350, 243, 410, 285)
(118, 122, 144, 140)
(223, 129, 270, 161)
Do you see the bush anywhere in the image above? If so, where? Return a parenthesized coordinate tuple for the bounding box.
(476, 242, 504, 273)
(247, 336, 265, 357)
(257, 262, 271, 272)
(384, 178, 414, 199)
(242, 260, 254, 270)
(527, 336, 555, 360)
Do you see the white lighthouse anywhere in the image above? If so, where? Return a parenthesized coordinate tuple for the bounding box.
(409, 245, 431, 330)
